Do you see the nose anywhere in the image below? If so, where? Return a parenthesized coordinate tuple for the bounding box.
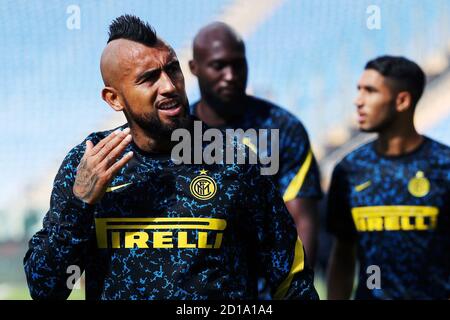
(159, 71, 177, 95)
(354, 92, 364, 109)
(223, 66, 236, 82)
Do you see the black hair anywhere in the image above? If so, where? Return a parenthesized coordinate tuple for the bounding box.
(107, 14, 157, 46)
(365, 55, 426, 107)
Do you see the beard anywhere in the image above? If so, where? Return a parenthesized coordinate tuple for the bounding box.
(124, 101, 193, 142)
(200, 86, 246, 120)
(360, 101, 397, 133)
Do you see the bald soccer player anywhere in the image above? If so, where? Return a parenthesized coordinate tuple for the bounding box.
(189, 22, 323, 267)
(23, 15, 318, 300)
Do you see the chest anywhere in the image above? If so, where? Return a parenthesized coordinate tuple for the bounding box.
(347, 163, 448, 233)
(97, 163, 246, 217)
(92, 162, 249, 250)
(347, 163, 447, 206)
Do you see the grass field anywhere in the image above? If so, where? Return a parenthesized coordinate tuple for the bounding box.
(0, 274, 327, 300)
(0, 283, 85, 300)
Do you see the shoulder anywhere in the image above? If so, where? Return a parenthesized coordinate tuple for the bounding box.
(424, 136, 450, 162)
(336, 140, 377, 172)
(247, 96, 309, 142)
(422, 137, 450, 182)
(249, 96, 304, 123)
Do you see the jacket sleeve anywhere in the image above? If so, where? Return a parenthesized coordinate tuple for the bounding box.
(326, 162, 357, 242)
(23, 142, 95, 300)
(244, 164, 319, 300)
(278, 119, 323, 202)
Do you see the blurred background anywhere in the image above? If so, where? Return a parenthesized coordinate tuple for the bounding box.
(1, 0, 449, 299)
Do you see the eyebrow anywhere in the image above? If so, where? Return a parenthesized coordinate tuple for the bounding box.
(135, 59, 179, 84)
(164, 59, 179, 68)
(135, 68, 160, 84)
(357, 84, 377, 91)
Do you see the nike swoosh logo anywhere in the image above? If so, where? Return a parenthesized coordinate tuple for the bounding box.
(355, 180, 371, 192)
(106, 182, 133, 193)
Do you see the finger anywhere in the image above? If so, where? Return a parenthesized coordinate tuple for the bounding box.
(94, 129, 131, 164)
(90, 130, 120, 156)
(106, 151, 134, 176)
(98, 134, 133, 169)
(90, 128, 127, 156)
(85, 140, 94, 155)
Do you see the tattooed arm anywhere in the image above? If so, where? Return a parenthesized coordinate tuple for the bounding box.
(73, 128, 133, 204)
(23, 128, 133, 299)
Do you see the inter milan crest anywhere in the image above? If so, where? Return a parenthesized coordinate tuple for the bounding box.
(408, 170, 430, 198)
(190, 169, 217, 200)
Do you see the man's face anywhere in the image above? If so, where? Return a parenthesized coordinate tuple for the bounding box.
(193, 40, 248, 114)
(354, 69, 397, 132)
(117, 42, 190, 137)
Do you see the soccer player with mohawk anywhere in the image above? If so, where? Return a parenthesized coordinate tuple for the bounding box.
(24, 15, 318, 300)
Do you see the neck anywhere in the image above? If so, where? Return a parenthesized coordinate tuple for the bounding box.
(376, 118, 423, 156)
(196, 99, 228, 127)
(130, 124, 173, 154)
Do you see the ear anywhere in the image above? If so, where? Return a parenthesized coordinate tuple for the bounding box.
(102, 87, 124, 112)
(189, 60, 198, 76)
(395, 91, 412, 113)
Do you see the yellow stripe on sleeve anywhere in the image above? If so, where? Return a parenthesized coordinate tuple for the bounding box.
(282, 148, 313, 202)
(273, 237, 305, 299)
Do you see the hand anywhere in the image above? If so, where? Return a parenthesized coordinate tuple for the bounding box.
(73, 128, 134, 204)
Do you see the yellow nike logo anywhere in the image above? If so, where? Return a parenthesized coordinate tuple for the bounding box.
(355, 180, 371, 192)
(106, 182, 133, 193)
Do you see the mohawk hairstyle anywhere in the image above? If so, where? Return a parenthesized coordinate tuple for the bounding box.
(107, 14, 157, 46)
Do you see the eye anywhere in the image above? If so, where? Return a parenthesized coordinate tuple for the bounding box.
(165, 62, 182, 78)
(210, 61, 225, 71)
(137, 71, 160, 85)
(146, 74, 159, 83)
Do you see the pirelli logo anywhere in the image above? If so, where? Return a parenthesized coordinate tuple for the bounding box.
(95, 217, 227, 249)
(351, 206, 439, 232)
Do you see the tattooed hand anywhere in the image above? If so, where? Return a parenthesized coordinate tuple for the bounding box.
(73, 127, 134, 204)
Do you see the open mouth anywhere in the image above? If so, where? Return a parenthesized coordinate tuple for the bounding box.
(158, 100, 179, 110)
(157, 100, 183, 116)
